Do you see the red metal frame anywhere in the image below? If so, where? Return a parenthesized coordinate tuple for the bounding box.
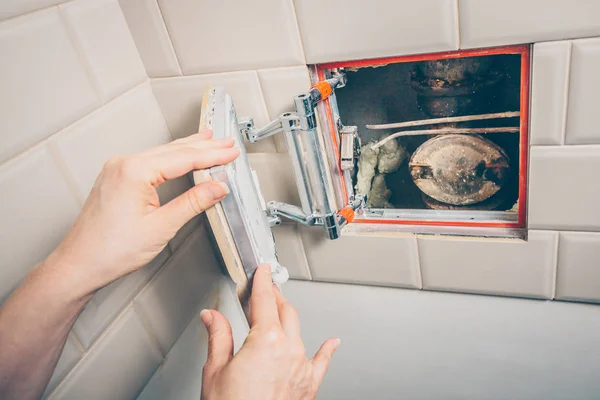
(316, 45, 530, 229)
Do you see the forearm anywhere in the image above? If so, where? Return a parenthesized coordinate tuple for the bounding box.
(0, 252, 94, 400)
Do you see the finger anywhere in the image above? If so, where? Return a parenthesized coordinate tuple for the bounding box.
(146, 137, 234, 156)
(200, 309, 234, 375)
(153, 180, 230, 233)
(151, 147, 239, 182)
(198, 129, 213, 140)
(310, 338, 340, 387)
(273, 284, 301, 339)
(249, 265, 280, 328)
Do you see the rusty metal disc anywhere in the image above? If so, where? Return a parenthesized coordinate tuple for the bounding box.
(409, 134, 509, 206)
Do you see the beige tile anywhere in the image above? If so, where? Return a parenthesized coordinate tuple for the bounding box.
(48, 308, 163, 400)
(134, 228, 221, 353)
(138, 278, 249, 400)
(158, 0, 303, 74)
(556, 232, 600, 303)
(73, 248, 171, 349)
(284, 279, 600, 400)
(294, 0, 458, 64)
(565, 38, 600, 145)
(257, 66, 311, 152)
(59, 0, 147, 102)
(1, 1, 66, 21)
(300, 227, 421, 288)
(419, 231, 557, 299)
(0, 146, 80, 302)
(273, 224, 311, 280)
(156, 175, 200, 253)
(51, 84, 171, 199)
(42, 335, 83, 398)
(459, 0, 600, 49)
(530, 41, 571, 145)
(152, 72, 276, 152)
(169, 215, 202, 253)
(0, 8, 99, 163)
(118, 0, 181, 77)
(248, 153, 301, 206)
(529, 146, 600, 231)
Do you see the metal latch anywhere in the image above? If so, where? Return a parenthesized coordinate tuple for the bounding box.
(340, 125, 360, 171)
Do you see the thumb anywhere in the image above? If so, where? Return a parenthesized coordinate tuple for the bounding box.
(200, 309, 234, 375)
(155, 180, 230, 234)
(310, 338, 340, 387)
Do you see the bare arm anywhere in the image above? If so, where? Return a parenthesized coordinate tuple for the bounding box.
(0, 131, 239, 400)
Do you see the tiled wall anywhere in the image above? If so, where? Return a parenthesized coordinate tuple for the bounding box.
(118, 0, 600, 304)
(0, 0, 227, 397)
(3, 0, 600, 398)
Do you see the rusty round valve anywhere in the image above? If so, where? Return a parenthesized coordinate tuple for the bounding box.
(409, 134, 509, 206)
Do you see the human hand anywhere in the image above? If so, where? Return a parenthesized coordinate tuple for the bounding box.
(48, 130, 240, 295)
(200, 265, 340, 400)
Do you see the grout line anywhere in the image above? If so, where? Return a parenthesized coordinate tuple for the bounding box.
(561, 41, 573, 146)
(68, 331, 86, 355)
(288, 0, 308, 65)
(56, 4, 104, 104)
(48, 143, 86, 206)
(414, 235, 424, 289)
(154, 0, 183, 76)
(131, 302, 168, 358)
(0, 80, 149, 170)
(0, 0, 76, 24)
(293, 224, 313, 280)
(454, 0, 461, 50)
(551, 232, 560, 300)
(296, 226, 316, 281)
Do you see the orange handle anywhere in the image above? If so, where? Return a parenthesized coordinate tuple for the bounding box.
(337, 207, 355, 224)
(311, 81, 333, 100)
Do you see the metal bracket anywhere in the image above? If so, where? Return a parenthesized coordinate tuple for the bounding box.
(239, 113, 300, 143)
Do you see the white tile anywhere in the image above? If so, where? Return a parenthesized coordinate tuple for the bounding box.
(556, 232, 600, 303)
(0, 146, 80, 302)
(169, 215, 201, 253)
(257, 66, 311, 152)
(248, 153, 301, 206)
(272, 224, 311, 280)
(284, 279, 600, 400)
(73, 248, 171, 349)
(300, 227, 421, 288)
(294, 0, 458, 64)
(59, 0, 147, 102)
(156, 175, 199, 253)
(565, 38, 600, 145)
(48, 308, 163, 400)
(51, 84, 171, 199)
(42, 335, 83, 398)
(152, 72, 276, 152)
(138, 278, 249, 400)
(419, 231, 557, 299)
(459, 0, 600, 49)
(158, 0, 304, 74)
(529, 146, 600, 231)
(530, 41, 571, 145)
(134, 228, 221, 353)
(0, 0, 66, 21)
(0, 8, 99, 163)
(118, 0, 181, 77)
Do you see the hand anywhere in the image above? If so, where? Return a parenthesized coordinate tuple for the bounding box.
(200, 265, 340, 400)
(49, 130, 240, 295)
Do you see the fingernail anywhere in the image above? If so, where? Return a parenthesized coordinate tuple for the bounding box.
(200, 309, 213, 327)
(209, 182, 230, 199)
(333, 338, 341, 349)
